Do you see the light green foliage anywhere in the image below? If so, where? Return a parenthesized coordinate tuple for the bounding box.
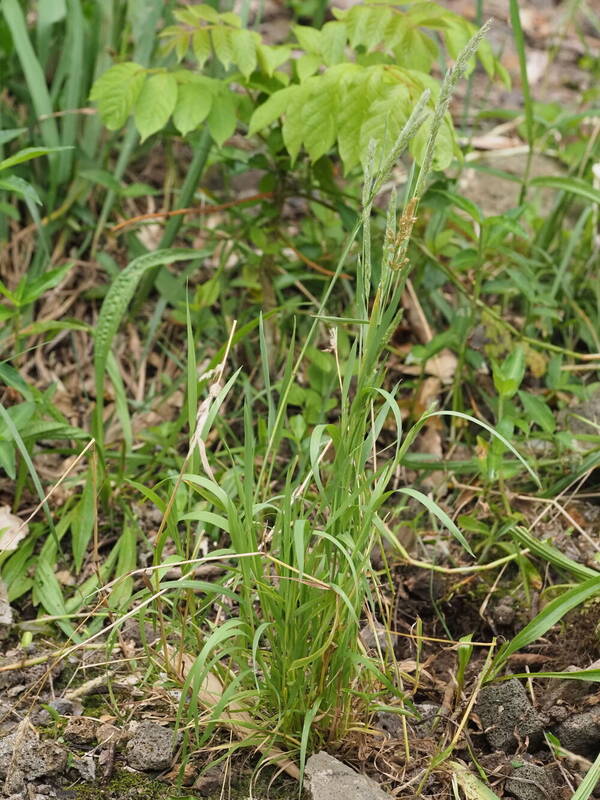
(134, 73, 178, 142)
(89, 62, 147, 131)
(90, 0, 505, 170)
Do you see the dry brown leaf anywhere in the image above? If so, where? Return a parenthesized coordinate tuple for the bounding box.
(414, 377, 442, 418)
(163, 644, 300, 780)
(0, 579, 12, 627)
(466, 134, 522, 150)
(426, 350, 457, 383)
(0, 506, 28, 551)
(418, 424, 443, 460)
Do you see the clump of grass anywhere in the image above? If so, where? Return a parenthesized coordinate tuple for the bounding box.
(125, 24, 497, 776)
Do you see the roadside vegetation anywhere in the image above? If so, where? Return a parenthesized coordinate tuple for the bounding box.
(1, 0, 600, 797)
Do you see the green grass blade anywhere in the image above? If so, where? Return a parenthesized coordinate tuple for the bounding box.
(449, 761, 501, 800)
(399, 487, 474, 557)
(427, 410, 540, 487)
(511, 526, 599, 581)
(571, 752, 600, 800)
(57, 0, 85, 181)
(509, 0, 534, 201)
(489, 575, 600, 680)
(0, 401, 54, 535)
(2, 0, 60, 150)
(499, 670, 600, 682)
(530, 176, 600, 206)
(93, 249, 194, 441)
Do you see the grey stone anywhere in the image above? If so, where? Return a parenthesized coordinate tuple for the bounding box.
(305, 751, 390, 800)
(0, 727, 67, 794)
(375, 712, 403, 739)
(125, 722, 176, 771)
(64, 716, 98, 745)
(359, 623, 393, 655)
(504, 763, 553, 800)
(72, 755, 96, 782)
(96, 722, 121, 746)
(193, 764, 225, 796)
(412, 703, 440, 737)
(491, 596, 515, 627)
(476, 680, 544, 752)
(556, 708, 600, 756)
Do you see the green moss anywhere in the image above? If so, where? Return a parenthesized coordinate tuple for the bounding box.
(69, 767, 302, 800)
(71, 769, 174, 800)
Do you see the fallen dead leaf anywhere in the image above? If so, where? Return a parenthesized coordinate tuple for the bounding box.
(0, 579, 12, 627)
(0, 506, 28, 551)
(162, 644, 300, 780)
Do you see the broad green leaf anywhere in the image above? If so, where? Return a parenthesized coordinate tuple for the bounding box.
(510, 526, 598, 581)
(0, 128, 26, 146)
(302, 77, 337, 161)
(296, 53, 321, 81)
(212, 26, 234, 70)
(188, 4, 219, 23)
(108, 524, 137, 610)
(345, 5, 393, 51)
(256, 44, 291, 77)
(192, 28, 212, 69)
(359, 84, 409, 168)
(206, 88, 237, 146)
(320, 21, 346, 66)
(571, 752, 600, 800)
(403, 3, 454, 29)
(392, 26, 438, 72)
(248, 85, 298, 135)
(20, 263, 74, 305)
(220, 12, 242, 28)
(90, 62, 146, 130)
(72, 471, 95, 573)
(0, 174, 41, 205)
(34, 558, 78, 639)
(174, 29, 191, 61)
(134, 72, 178, 141)
(282, 84, 309, 163)
(493, 346, 526, 399)
(518, 390, 555, 434)
(449, 762, 501, 800)
(0, 441, 15, 479)
(293, 25, 322, 53)
(173, 82, 213, 136)
(336, 66, 383, 171)
(230, 29, 258, 79)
